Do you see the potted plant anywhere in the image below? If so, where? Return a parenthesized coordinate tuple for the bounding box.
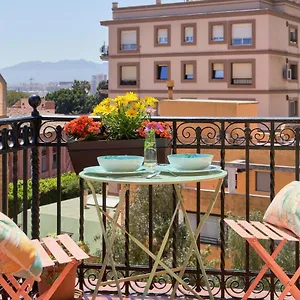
(64, 92, 172, 174)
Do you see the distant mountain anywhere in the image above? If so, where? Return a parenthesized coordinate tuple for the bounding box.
(0, 60, 108, 84)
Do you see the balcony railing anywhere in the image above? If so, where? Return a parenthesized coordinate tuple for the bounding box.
(2, 96, 300, 298)
(121, 43, 137, 50)
(231, 78, 252, 85)
(232, 38, 252, 45)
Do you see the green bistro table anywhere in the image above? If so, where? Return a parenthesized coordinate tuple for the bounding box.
(79, 165, 227, 300)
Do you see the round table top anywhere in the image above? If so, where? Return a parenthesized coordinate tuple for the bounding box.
(79, 164, 227, 185)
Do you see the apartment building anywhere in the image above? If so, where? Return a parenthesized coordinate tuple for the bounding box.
(101, 0, 300, 117)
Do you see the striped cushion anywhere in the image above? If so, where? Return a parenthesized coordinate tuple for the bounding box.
(0, 212, 42, 280)
(263, 181, 300, 237)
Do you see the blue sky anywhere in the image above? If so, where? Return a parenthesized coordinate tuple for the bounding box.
(0, 0, 182, 69)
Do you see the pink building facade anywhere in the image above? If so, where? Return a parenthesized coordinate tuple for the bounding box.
(101, 0, 300, 117)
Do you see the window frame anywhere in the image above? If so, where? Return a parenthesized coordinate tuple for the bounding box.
(228, 19, 256, 49)
(288, 97, 298, 117)
(289, 24, 298, 47)
(289, 61, 298, 81)
(208, 21, 227, 45)
(228, 59, 256, 88)
(117, 27, 140, 54)
(255, 171, 270, 193)
(181, 23, 197, 46)
(154, 61, 171, 82)
(181, 60, 197, 83)
(117, 62, 140, 89)
(154, 25, 171, 47)
(209, 59, 227, 82)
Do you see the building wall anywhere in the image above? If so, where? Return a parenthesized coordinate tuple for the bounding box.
(103, 1, 300, 117)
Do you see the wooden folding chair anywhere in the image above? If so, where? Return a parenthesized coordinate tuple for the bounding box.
(225, 219, 300, 300)
(0, 234, 89, 300)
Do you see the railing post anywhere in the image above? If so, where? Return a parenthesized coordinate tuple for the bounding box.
(29, 95, 41, 240)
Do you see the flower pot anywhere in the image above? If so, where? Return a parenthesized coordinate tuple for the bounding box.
(38, 263, 77, 300)
(67, 138, 172, 174)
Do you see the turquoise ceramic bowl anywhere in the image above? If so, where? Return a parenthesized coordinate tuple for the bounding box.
(97, 155, 144, 172)
(167, 153, 213, 170)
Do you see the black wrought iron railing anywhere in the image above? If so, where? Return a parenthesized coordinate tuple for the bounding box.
(1, 95, 300, 298)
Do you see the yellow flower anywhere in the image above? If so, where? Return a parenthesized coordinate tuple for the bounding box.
(125, 92, 139, 102)
(144, 96, 158, 107)
(126, 109, 138, 118)
(133, 102, 146, 111)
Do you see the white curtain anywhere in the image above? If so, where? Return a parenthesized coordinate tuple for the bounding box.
(212, 25, 224, 38)
(185, 27, 193, 37)
(232, 63, 252, 78)
(232, 24, 252, 38)
(158, 28, 168, 38)
(213, 63, 223, 71)
(185, 64, 193, 75)
(121, 66, 137, 80)
(121, 31, 136, 44)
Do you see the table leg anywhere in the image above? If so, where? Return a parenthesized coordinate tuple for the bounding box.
(170, 179, 223, 300)
(86, 180, 127, 300)
(101, 206, 204, 299)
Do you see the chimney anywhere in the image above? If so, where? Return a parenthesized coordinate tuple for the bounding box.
(112, 2, 118, 9)
(166, 80, 174, 99)
(156, 0, 162, 4)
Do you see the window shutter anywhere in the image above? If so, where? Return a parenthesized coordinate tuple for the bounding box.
(121, 31, 136, 44)
(185, 64, 193, 75)
(185, 27, 193, 37)
(212, 25, 224, 38)
(232, 24, 252, 38)
(232, 63, 252, 78)
(121, 66, 137, 80)
(158, 28, 168, 38)
(213, 63, 224, 71)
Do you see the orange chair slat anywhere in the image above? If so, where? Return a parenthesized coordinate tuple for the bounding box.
(237, 220, 269, 240)
(42, 237, 72, 264)
(264, 223, 298, 242)
(251, 221, 283, 240)
(58, 234, 89, 260)
(224, 219, 253, 239)
(31, 239, 55, 268)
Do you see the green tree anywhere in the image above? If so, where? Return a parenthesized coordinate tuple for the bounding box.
(45, 80, 99, 114)
(7, 91, 30, 107)
(96, 80, 108, 92)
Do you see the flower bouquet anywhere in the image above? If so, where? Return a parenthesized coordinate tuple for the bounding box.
(64, 92, 172, 173)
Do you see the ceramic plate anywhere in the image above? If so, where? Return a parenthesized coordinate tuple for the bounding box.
(83, 166, 150, 176)
(159, 165, 221, 175)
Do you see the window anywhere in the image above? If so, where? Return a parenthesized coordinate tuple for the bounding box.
(181, 23, 196, 45)
(288, 98, 298, 117)
(154, 61, 170, 82)
(209, 60, 227, 82)
(289, 25, 298, 46)
(290, 63, 298, 80)
(117, 27, 140, 53)
(118, 63, 139, 88)
(209, 22, 227, 44)
(181, 61, 196, 82)
(154, 25, 171, 47)
(229, 20, 255, 49)
(228, 60, 255, 88)
(52, 148, 57, 170)
(255, 172, 270, 193)
(188, 213, 220, 245)
(41, 147, 47, 173)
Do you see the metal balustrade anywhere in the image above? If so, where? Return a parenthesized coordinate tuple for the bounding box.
(1, 95, 300, 298)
